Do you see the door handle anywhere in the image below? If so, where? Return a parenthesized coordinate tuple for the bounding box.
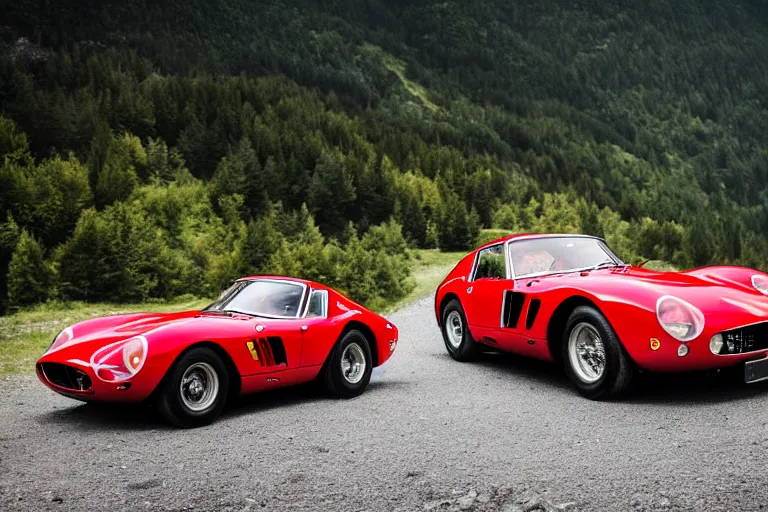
(526, 280, 540, 288)
(467, 286, 473, 294)
(301, 325, 308, 331)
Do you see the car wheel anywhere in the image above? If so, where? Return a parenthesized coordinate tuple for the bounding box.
(441, 299, 479, 362)
(157, 347, 229, 428)
(562, 305, 634, 400)
(323, 329, 373, 398)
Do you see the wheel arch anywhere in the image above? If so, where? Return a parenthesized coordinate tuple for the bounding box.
(546, 295, 605, 363)
(437, 292, 461, 327)
(147, 341, 242, 404)
(337, 320, 379, 367)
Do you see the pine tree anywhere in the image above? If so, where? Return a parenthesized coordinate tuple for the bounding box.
(241, 206, 284, 275)
(308, 149, 356, 237)
(7, 230, 52, 309)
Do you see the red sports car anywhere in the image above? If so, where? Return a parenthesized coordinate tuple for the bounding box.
(435, 233, 768, 399)
(37, 276, 399, 427)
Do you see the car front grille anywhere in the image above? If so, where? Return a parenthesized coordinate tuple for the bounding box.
(38, 363, 93, 392)
(718, 322, 768, 355)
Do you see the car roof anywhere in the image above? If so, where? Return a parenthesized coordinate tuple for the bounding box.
(477, 233, 605, 251)
(234, 275, 330, 290)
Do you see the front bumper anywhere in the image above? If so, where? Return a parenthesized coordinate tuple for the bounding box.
(630, 329, 768, 376)
(745, 355, 768, 384)
(36, 359, 158, 403)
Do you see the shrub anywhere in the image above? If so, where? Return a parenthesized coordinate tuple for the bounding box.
(267, 218, 414, 310)
(437, 190, 481, 251)
(57, 204, 177, 302)
(361, 218, 409, 257)
(95, 133, 145, 207)
(7, 231, 53, 309)
(476, 229, 513, 247)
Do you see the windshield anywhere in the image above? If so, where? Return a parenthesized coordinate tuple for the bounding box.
(508, 237, 621, 278)
(203, 279, 307, 318)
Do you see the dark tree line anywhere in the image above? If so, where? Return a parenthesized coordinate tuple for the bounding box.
(1, 0, 768, 312)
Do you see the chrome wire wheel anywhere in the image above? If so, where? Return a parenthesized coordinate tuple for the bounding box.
(568, 322, 606, 384)
(445, 310, 463, 349)
(340, 342, 366, 384)
(180, 362, 219, 412)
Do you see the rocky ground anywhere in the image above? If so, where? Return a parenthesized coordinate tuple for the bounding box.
(2, 294, 768, 511)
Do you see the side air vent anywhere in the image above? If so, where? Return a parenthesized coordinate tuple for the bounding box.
(502, 291, 526, 328)
(525, 299, 541, 330)
(266, 337, 287, 366)
(249, 337, 288, 367)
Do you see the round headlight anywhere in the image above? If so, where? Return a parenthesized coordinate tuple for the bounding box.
(122, 337, 147, 373)
(90, 336, 148, 383)
(47, 327, 74, 352)
(710, 334, 724, 355)
(656, 295, 705, 342)
(752, 275, 768, 296)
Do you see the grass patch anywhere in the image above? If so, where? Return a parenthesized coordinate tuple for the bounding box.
(0, 296, 210, 376)
(361, 43, 440, 112)
(381, 249, 465, 314)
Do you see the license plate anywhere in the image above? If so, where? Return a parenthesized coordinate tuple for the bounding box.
(745, 356, 768, 384)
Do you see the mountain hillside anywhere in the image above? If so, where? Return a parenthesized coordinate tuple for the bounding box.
(1, 0, 768, 312)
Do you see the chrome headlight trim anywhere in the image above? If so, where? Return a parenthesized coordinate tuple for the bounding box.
(656, 295, 705, 342)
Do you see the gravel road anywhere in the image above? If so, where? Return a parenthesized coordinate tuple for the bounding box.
(2, 294, 768, 511)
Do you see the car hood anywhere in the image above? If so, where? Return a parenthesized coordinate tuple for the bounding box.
(537, 265, 768, 316)
(44, 310, 263, 357)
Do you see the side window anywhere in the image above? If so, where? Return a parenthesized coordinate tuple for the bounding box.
(473, 245, 506, 280)
(306, 289, 328, 318)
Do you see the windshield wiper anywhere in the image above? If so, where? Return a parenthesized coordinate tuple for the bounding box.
(220, 309, 270, 318)
(586, 261, 620, 272)
(199, 309, 233, 317)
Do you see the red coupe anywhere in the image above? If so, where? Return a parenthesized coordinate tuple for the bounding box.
(435, 233, 768, 399)
(37, 276, 399, 427)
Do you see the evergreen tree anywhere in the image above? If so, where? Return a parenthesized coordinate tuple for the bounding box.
(307, 149, 357, 236)
(7, 230, 52, 309)
(241, 206, 283, 275)
(437, 188, 481, 251)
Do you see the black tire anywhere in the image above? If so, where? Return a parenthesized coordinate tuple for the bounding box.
(157, 347, 229, 428)
(441, 299, 479, 362)
(322, 330, 373, 398)
(561, 306, 634, 400)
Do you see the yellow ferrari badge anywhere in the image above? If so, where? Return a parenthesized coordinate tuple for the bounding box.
(246, 341, 259, 361)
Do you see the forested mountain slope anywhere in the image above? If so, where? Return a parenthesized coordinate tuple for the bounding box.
(1, 0, 767, 312)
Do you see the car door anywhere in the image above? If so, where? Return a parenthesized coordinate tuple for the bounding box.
(463, 243, 513, 334)
(298, 288, 338, 368)
(244, 319, 305, 373)
(462, 242, 541, 355)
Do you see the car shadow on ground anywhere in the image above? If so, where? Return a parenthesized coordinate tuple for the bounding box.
(36, 401, 168, 431)
(468, 350, 768, 405)
(35, 379, 409, 431)
(468, 351, 573, 391)
(221, 378, 411, 420)
(621, 370, 768, 405)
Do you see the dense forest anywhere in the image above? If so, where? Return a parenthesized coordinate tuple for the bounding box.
(1, 0, 768, 313)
